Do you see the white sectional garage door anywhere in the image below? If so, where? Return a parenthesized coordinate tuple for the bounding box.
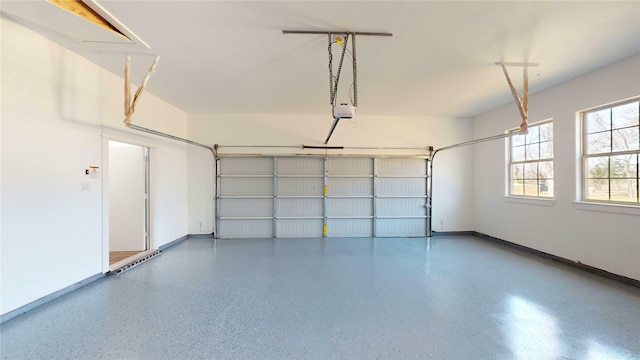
(217, 156, 428, 238)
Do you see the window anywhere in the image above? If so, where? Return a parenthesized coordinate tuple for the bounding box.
(582, 99, 640, 205)
(508, 120, 554, 198)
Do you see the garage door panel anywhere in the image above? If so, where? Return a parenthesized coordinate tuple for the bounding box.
(218, 156, 428, 238)
(377, 219, 425, 237)
(220, 177, 273, 196)
(278, 158, 323, 175)
(328, 219, 373, 237)
(377, 158, 426, 176)
(327, 178, 372, 196)
(277, 219, 323, 238)
(219, 220, 272, 238)
(327, 158, 372, 175)
(377, 198, 425, 217)
(277, 198, 323, 217)
(278, 177, 323, 196)
(377, 178, 425, 196)
(327, 198, 372, 217)
(219, 198, 273, 217)
(221, 157, 273, 175)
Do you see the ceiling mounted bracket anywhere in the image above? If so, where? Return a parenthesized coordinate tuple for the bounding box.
(495, 61, 539, 133)
(282, 30, 393, 37)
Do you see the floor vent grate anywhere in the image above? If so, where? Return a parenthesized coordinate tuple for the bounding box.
(110, 250, 161, 275)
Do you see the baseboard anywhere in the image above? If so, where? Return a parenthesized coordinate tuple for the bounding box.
(431, 230, 475, 236)
(473, 232, 640, 289)
(158, 234, 213, 251)
(187, 233, 215, 239)
(1, 273, 105, 324)
(158, 234, 190, 251)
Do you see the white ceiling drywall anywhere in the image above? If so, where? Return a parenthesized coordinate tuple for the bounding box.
(2, 1, 639, 119)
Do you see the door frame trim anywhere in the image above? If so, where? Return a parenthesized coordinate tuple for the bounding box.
(102, 138, 152, 272)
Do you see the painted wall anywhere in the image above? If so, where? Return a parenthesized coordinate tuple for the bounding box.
(187, 113, 474, 235)
(1, 16, 189, 315)
(472, 55, 640, 281)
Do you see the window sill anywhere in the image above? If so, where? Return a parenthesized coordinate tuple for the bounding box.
(504, 196, 555, 206)
(573, 201, 640, 216)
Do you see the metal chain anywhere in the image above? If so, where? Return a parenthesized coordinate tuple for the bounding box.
(331, 33, 349, 106)
(352, 34, 358, 107)
(328, 34, 334, 105)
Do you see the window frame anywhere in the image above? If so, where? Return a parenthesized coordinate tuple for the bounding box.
(580, 97, 640, 206)
(506, 119, 554, 199)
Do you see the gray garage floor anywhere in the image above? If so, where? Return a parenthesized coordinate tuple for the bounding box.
(1, 235, 639, 359)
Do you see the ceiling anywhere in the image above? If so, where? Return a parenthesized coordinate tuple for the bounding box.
(2, 1, 639, 119)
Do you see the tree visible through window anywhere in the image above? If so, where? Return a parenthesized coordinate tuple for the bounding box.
(508, 121, 554, 198)
(583, 99, 639, 204)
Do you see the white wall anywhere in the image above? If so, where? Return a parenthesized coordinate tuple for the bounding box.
(187, 113, 474, 235)
(472, 55, 640, 281)
(109, 142, 146, 252)
(1, 16, 189, 315)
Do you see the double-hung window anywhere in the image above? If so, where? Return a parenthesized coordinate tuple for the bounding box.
(508, 120, 554, 198)
(582, 98, 640, 205)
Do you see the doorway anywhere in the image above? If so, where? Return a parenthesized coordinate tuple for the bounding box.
(108, 140, 149, 266)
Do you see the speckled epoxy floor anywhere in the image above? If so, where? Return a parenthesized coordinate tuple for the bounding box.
(1, 235, 639, 359)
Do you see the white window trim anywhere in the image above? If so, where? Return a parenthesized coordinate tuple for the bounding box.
(504, 196, 555, 207)
(574, 201, 640, 216)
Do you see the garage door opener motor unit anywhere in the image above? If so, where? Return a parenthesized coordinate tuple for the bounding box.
(333, 103, 355, 119)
